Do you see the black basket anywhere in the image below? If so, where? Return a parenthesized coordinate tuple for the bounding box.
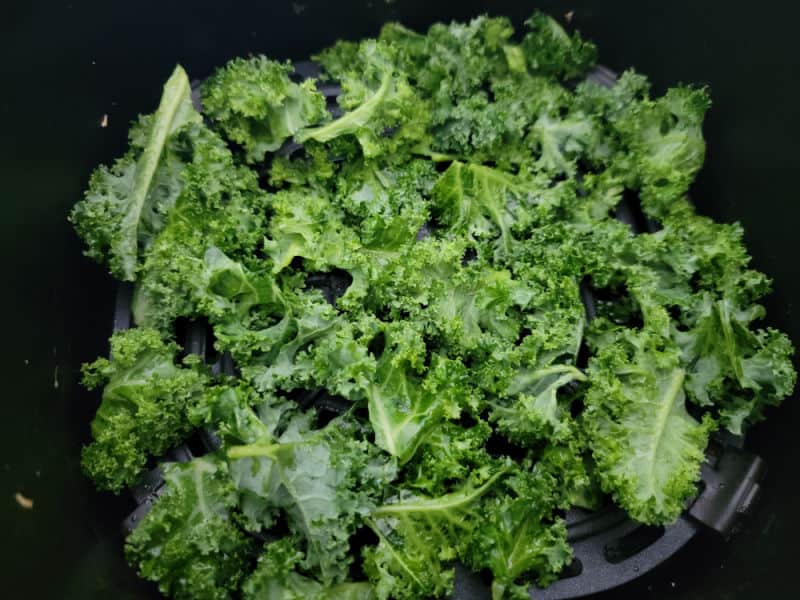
(112, 62, 768, 599)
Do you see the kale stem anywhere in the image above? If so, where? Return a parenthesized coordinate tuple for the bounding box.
(227, 443, 280, 460)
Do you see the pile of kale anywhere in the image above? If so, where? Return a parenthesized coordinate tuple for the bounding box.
(71, 12, 795, 600)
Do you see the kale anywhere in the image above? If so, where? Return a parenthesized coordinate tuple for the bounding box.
(72, 10, 795, 599)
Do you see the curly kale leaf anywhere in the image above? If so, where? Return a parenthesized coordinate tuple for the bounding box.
(363, 469, 507, 600)
(190, 242, 373, 397)
(401, 420, 494, 496)
(381, 15, 515, 102)
(463, 498, 570, 600)
(192, 246, 327, 382)
(262, 189, 359, 274)
(676, 295, 796, 433)
(131, 122, 269, 331)
(382, 15, 597, 171)
(461, 448, 594, 599)
(365, 322, 461, 463)
(333, 158, 435, 250)
(242, 537, 376, 600)
(202, 56, 328, 162)
(483, 267, 586, 444)
(225, 413, 397, 583)
(125, 456, 255, 600)
(587, 201, 796, 434)
(490, 360, 586, 444)
(615, 86, 711, 216)
(431, 264, 533, 351)
(189, 384, 298, 531)
(528, 109, 602, 175)
(80, 327, 208, 492)
(366, 459, 574, 600)
(301, 40, 429, 159)
(71, 65, 201, 280)
(583, 328, 715, 524)
(520, 12, 597, 79)
(195, 249, 367, 397)
(431, 161, 545, 256)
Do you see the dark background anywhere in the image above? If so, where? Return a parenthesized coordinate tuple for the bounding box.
(1, 1, 797, 598)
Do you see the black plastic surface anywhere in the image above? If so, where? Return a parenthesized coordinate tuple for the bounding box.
(3, 2, 799, 599)
(689, 443, 766, 540)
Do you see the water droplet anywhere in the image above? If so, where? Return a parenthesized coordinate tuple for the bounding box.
(633, 566, 640, 573)
(131, 515, 137, 522)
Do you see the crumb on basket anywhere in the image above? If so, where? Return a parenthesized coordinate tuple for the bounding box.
(15, 492, 33, 510)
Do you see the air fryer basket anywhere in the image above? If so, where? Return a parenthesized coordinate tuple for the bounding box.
(2, 2, 798, 599)
(114, 63, 768, 599)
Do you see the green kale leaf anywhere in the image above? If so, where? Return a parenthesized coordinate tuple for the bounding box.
(125, 456, 255, 600)
(242, 537, 376, 600)
(71, 65, 201, 280)
(225, 412, 397, 583)
(300, 40, 429, 159)
(583, 328, 715, 524)
(81, 327, 208, 492)
(363, 469, 507, 600)
(202, 56, 328, 162)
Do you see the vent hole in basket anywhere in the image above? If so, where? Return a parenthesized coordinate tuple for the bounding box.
(367, 331, 386, 359)
(461, 246, 478, 265)
(204, 320, 221, 366)
(614, 190, 649, 234)
(184, 431, 210, 459)
(173, 317, 191, 357)
(348, 525, 380, 580)
(591, 283, 644, 330)
(559, 557, 583, 579)
(604, 525, 665, 564)
(575, 339, 592, 370)
(476, 567, 494, 588)
(305, 268, 353, 305)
